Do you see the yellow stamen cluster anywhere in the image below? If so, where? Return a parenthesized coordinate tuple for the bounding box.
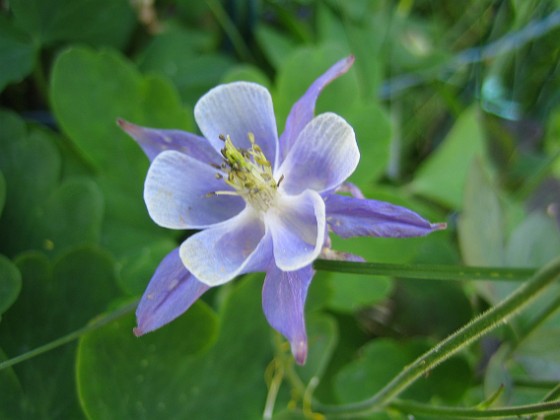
(213, 133, 278, 212)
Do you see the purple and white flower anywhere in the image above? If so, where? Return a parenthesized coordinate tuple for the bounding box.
(119, 56, 445, 364)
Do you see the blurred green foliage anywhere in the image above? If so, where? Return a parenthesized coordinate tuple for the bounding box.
(1, 0, 560, 418)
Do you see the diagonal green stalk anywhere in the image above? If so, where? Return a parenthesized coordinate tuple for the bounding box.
(314, 259, 535, 281)
(0, 300, 137, 372)
(315, 256, 560, 418)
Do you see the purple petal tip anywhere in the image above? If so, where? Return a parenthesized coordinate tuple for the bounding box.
(133, 327, 144, 337)
(292, 339, 308, 365)
(432, 222, 447, 231)
(116, 118, 140, 136)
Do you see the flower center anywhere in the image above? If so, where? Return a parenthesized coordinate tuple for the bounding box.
(213, 133, 279, 212)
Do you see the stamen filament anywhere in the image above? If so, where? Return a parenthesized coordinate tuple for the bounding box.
(211, 132, 278, 212)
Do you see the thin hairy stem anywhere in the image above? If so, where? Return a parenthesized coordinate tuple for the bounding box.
(0, 300, 137, 371)
(314, 256, 560, 417)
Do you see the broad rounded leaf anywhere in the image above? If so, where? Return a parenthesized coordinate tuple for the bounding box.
(9, 0, 135, 48)
(77, 303, 218, 418)
(0, 120, 62, 256)
(0, 171, 5, 219)
(275, 45, 359, 132)
(335, 338, 471, 403)
(0, 255, 22, 315)
(137, 28, 235, 104)
(327, 273, 392, 313)
(0, 15, 36, 92)
(51, 47, 191, 179)
(77, 277, 272, 419)
(0, 248, 121, 417)
(411, 107, 486, 209)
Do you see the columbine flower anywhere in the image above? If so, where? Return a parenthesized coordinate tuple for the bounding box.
(119, 56, 445, 364)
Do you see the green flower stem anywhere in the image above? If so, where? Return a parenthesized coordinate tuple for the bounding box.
(315, 256, 560, 418)
(0, 300, 137, 372)
(314, 259, 535, 281)
(388, 399, 560, 418)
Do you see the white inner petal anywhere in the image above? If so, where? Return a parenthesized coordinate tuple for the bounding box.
(276, 113, 359, 195)
(266, 190, 325, 271)
(194, 82, 279, 169)
(180, 207, 267, 286)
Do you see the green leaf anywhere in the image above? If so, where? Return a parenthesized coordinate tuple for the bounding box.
(113, 232, 175, 296)
(77, 276, 273, 419)
(274, 44, 357, 130)
(0, 109, 26, 140)
(334, 338, 471, 404)
(51, 47, 190, 177)
(221, 64, 271, 87)
(458, 159, 515, 304)
(410, 107, 487, 209)
(0, 247, 121, 418)
(484, 345, 515, 404)
(319, 3, 388, 100)
(484, 332, 560, 407)
(272, 408, 309, 419)
(325, 191, 438, 313)
(0, 170, 5, 218)
(0, 116, 61, 256)
(97, 178, 176, 295)
(30, 177, 104, 257)
(9, 0, 135, 49)
(0, 114, 60, 206)
(326, 271, 392, 313)
(51, 47, 189, 291)
(0, 113, 103, 257)
(50, 47, 189, 183)
(137, 29, 234, 105)
(334, 339, 412, 403)
(77, 302, 218, 418)
(0, 255, 21, 316)
(346, 101, 392, 186)
(0, 15, 37, 92)
(458, 159, 505, 267)
(295, 314, 338, 384)
(500, 213, 560, 382)
(254, 24, 298, 70)
(354, 35, 386, 99)
(514, 317, 560, 381)
(506, 212, 560, 268)
(391, 279, 472, 338)
(304, 271, 332, 313)
(323, 0, 378, 22)
(276, 44, 390, 186)
(0, 347, 25, 419)
(273, 41, 391, 193)
(513, 311, 560, 383)
(2, 248, 121, 346)
(317, 3, 349, 48)
(545, 107, 560, 177)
